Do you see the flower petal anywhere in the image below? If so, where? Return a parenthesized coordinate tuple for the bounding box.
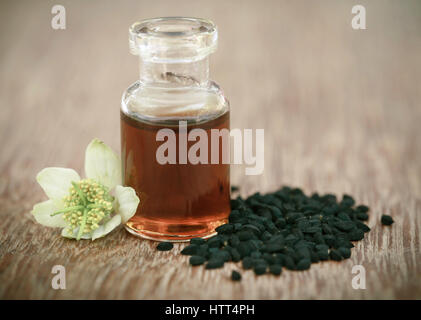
(114, 185, 140, 223)
(85, 138, 122, 189)
(91, 215, 122, 240)
(31, 200, 67, 228)
(36, 167, 81, 201)
(61, 227, 92, 240)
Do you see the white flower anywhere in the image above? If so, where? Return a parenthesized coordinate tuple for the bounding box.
(31, 138, 140, 240)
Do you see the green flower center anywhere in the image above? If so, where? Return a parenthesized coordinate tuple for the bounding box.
(51, 179, 114, 240)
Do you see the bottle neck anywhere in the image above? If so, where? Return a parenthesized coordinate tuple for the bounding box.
(138, 57, 210, 86)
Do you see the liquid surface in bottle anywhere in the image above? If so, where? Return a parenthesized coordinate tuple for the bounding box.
(121, 104, 230, 241)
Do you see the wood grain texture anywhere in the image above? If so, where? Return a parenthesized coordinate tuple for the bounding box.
(0, 0, 420, 299)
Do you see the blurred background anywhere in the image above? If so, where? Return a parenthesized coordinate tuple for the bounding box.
(1, 0, 420, 194)
(0, 0, 420, 299)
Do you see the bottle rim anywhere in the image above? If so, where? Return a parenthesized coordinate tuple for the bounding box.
(129, 17, 218, 63)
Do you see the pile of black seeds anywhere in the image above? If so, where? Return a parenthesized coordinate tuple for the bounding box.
(156, 186, 394, 280)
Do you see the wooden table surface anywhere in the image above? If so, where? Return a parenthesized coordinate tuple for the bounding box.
(0, 0, 420, 299)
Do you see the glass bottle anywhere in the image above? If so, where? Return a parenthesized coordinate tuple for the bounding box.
(121, 17, 230, 241)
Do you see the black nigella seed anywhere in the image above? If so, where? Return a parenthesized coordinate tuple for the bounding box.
(283, 256, 296, 270)
(296, 246, 311, 259)
(238, 230, 254, 241)
(286, 212, 302, 223)
(231, 270, 242, 281)
(242, 257, 254, 269)
(315, 244, 329, 251)
(211, 250, 231, 262)
(324, 235, 336, 246)
(253, 264, 267, 275)
(310, 250, 320, 263)
(337, 212, 351, 221)
(275, 218, 286, 228)
(189, 255, 206, 266)
(269, 206, 282, 217)
(258, 210, 273, 222)
(356, 205, 369, 213)
(296, 259, 311, 270)
(347, 229, 365, 241)
(157, 242, 173, 251)
(334, 221, 356, 232)
(381, 215, 394, 226)
(323, 205, 338, 216)
(264, 255, 276, 265)
(313, 232, 325, 244)
(216, 224, 234, 234)
(261, 231, 272, 241)
(302, 226, 321, 234)
(181, 244, 199, 255)
(269, 264, 282, 275)
(229, 235, 240, 247)
(207, 236, 222, 248)
(264, 221, 278, 234)
(341, 195, 355, 207)
(322, 224, 333, 234)
(254, 258, 268, 267)
(240, 224, 261, 235)
(190, 237, 206, 245)
(265, 242, 284, 253)
(205, 258, 224, 269)
(195, 244, 209, 257)
(269, 234, 285, 243)
(285, 234, 298, 242)
(329, 249, 343, 261)
(231, 248, 241, 262)
(338, 247, 351, 259)
(356, 212, 369, 221)
(249, 240, 263, 251)
(228, 210, 241, 223)
(237, 242, 251, 257)
(250, 221, 266, 233)
(209, 247, 219, 254)
(318, 250, 329, 261)
(355, 220, 371, 233)
(273, 254, 284, 265)
(336, 239, 354, 249)
(250, 251, 261, 259)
